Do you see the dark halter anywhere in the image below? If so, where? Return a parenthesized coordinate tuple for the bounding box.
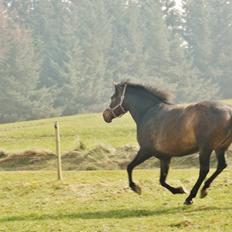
(107, 84, 127, 118)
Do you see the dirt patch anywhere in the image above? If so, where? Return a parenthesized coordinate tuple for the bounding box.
(67, 181, 130, 200)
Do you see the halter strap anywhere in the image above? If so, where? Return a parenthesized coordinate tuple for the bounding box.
(108, 84, 127, 118)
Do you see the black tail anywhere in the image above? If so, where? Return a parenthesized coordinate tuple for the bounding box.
(219, 112, 232, 148)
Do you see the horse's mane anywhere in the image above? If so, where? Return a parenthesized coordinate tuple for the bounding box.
(121, 81, 173, 103)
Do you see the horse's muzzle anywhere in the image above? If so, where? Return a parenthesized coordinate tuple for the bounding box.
(103, 109, 113, 123)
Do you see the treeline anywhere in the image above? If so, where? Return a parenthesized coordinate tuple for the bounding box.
(0, 0, 231, 123)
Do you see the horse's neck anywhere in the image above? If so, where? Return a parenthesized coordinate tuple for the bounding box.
(127, 94, 161, 125)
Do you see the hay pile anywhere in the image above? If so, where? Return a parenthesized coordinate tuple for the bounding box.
(0, 146, 231, 171)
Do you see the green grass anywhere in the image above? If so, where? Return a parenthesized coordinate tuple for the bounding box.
(223, 99, 232, 104)
(0, 169, 232, 231)
(0, 113, 136, 153)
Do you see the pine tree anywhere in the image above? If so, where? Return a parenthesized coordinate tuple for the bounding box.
(0, 5, 58, 122)
(159, 0, 220, 102)
(56, 40, 85, 115)
(182, 0, 219, 80)
(207, 0, 232, 98)
(72, 0, 113, 112)
(140, 0, 170, 76)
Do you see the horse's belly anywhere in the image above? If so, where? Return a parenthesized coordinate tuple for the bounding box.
(160, 143, 198, 156)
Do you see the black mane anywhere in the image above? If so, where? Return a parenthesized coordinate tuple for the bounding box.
(121, 81, 172, 103)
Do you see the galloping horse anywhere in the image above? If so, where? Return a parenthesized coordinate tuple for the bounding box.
(103, 81, 232, 205)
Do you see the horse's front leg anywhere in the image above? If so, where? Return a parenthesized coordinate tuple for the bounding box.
(127, 149, 152, 194)
(160, 157, 187, 194)
(184, 148, 212, 205)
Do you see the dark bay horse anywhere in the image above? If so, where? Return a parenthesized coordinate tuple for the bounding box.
(103, 81, 232, 205)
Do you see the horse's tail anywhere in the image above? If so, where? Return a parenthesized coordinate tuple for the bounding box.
(229, 110, 232, 132)
(218, 110, 232, 149)
(229, 114, 232, 133)
(226, 110, 232, 146)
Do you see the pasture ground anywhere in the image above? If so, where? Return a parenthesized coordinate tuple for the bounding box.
(0, 99, 232, 231)
(0, 113, 136, 153)
(0, 169, 232, 232)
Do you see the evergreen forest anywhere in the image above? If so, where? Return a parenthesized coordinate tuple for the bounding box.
(0, 0, 232, 123)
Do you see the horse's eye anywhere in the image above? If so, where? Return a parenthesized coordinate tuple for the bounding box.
(111, 94, 116, 100)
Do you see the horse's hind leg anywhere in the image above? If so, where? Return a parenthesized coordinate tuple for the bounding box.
(160, 158, 187, 194)
(184, 148, 212, 205)
(200, 149, 227, 198)
(127, 149, 151, 195)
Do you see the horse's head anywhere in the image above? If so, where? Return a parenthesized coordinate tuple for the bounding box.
(103, 82, 128, 123)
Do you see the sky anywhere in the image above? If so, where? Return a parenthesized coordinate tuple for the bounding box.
(175, 0, 183, 10)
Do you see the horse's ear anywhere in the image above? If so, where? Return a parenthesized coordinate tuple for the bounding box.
(113, 80, 118, 86)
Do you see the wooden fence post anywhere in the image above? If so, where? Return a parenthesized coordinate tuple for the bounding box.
(54, 121, 63, 180)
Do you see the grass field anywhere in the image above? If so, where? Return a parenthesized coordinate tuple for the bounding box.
(222, 99, 232, 105)
(0, 113, 136, 153)
(0, 101, 232, 231)
(0, 169, 232, 232)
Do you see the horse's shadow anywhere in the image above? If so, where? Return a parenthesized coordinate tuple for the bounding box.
(1, 206, 232, 222)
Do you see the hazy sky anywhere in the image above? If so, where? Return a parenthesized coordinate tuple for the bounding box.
(175, 0, 183, 10)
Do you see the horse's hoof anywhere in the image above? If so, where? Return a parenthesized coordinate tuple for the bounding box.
(131, 184, 142, 195)
(200, 189, 208, 199)
(175, 186, 188, 194)
(184, 199, 193, 205)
